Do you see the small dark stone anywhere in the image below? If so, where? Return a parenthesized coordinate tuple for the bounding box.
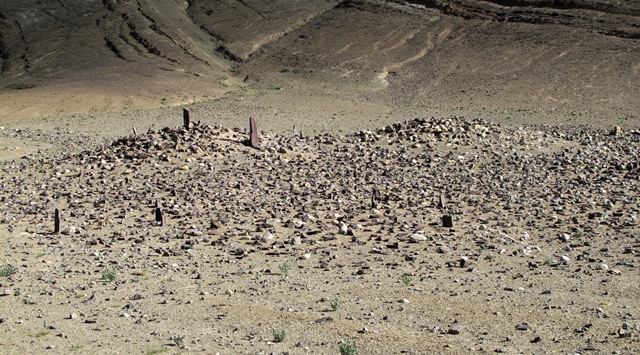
(515, 322, 530, 331)
(448, 324, 464, 335)
(442, 215, 453, 228)
(314, 316, 333, 324)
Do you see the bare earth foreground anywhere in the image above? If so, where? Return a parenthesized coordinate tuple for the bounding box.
(0, 0, 639, 354)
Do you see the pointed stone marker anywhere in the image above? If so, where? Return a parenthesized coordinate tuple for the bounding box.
(373, 187, 381, 201)
(54, 209, 62, 234)
(437, 193, 446, 209)
(249, 117, 260, 149)
(155, 207, 164, 226)
(442, 215, 453, 228)
(183, 108, 191, 129)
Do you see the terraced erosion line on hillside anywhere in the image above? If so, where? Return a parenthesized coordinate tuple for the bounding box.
(404, 0, 640, 38)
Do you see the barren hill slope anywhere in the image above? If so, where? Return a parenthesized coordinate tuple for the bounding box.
(0, 0, 638, 130)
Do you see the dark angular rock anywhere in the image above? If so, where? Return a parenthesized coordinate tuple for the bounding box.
(442, 215, 453, 228)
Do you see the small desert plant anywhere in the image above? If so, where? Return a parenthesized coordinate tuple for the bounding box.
(101, 267, 118, 282)
(146, 347, 167, 355)
(0, 265, 16, 277)
(278, 261, 291, 275)
(172, 335, 185, 348)
(32, 330, 50, 338)
(272, 328, 287, 343)
(339, 339, 358, 355)
(330, 297, 342, 312)
(70, 344, 85, 352)
(400, 275, 412, 286)
(543, 256, 554, 266)
(575, 230, 584, 238)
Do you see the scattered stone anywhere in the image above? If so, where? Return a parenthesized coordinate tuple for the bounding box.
(314, 316, 333, 324)
(448, 324, 464, 335)
(516, 323, 530, 331)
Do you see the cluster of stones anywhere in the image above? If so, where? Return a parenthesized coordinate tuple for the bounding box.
(0, 115, 638, 268)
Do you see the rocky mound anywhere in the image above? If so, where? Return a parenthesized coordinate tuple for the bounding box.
(0, 117, 638, 353)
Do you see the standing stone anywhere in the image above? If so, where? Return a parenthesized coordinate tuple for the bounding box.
(183, 108, 191, 129)
(249, 117, 260, 149)
(54, 209, 62, 234)
(437, 193, 446, 209)
(442, 215, 453, 228)
(155, 207, 164, 226)
(373, 187, 381, 201)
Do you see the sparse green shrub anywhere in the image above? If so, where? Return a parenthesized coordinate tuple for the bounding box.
(272, 329, 287, 343)
(279, 261, 291, 275)
(173, 335, 185, 348)
(544, 256, 554, 266)
(400, 275, 412, 286)
(101, 267, 118, 282)
(330, 297, 342, 312)
(0, 265, 16, 277)
(340, 339, 358, 355)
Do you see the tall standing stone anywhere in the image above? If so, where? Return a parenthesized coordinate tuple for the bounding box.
(249, 117, 260, 149)
(155, 207, 165, 226)
(438, 193, 446, 209)
(54, 209, 62, 234)
(183, 108, 191, 129)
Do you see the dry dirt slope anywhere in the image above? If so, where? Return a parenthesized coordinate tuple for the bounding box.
(0, 0, 638, 131)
